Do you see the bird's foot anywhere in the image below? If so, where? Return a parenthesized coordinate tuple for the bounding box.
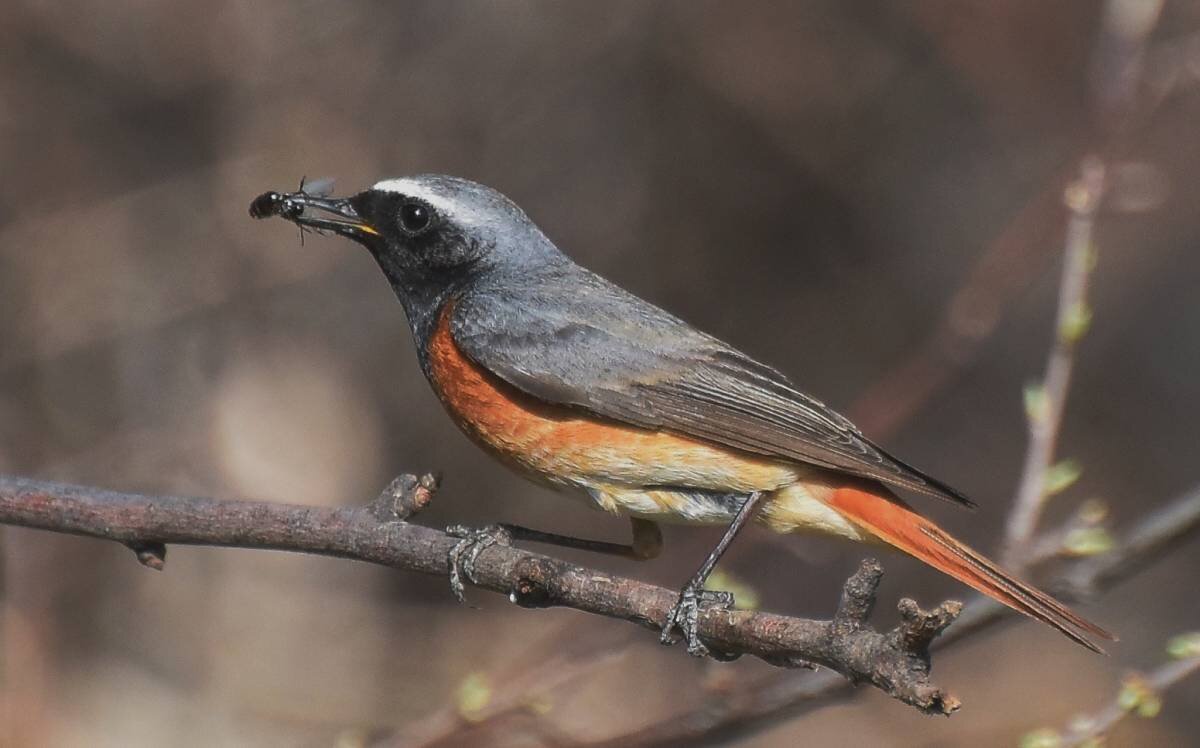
(445, 524, 513, 603)
(660, 583, 737, 659)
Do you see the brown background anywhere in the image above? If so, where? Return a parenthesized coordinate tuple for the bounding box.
(3, 1, 1199, 746)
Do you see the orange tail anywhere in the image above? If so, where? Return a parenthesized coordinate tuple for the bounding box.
(828, 486, 1116, 653)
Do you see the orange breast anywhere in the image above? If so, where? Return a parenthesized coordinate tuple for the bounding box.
(425, 304, 796, 493)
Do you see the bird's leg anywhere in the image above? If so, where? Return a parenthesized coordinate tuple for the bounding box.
(445, 518, 662, 602)
(661, 491, 765, 658)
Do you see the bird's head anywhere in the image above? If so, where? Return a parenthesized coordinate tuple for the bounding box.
(250, 175, 563, 309)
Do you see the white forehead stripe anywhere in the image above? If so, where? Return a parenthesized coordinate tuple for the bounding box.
(372, 178, 475, 225)
(372, 177, 422, 194)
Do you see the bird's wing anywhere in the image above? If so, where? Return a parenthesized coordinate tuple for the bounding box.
(449, 270, 972, 506)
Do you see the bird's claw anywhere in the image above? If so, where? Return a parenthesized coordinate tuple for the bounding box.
(446, 524, 513, 603)
(660, 584, 736, 658)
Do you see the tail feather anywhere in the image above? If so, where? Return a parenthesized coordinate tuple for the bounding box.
(828, 487, 1116, 653)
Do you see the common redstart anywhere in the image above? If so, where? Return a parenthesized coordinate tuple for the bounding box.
(249, 175, 1113, 655)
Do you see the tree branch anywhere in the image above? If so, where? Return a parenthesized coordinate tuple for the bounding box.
(584, 481, 1200, 747)
(0, 474, 962, 715)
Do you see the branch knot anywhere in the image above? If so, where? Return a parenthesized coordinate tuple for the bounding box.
(368, 472, 439, 522)
(508, 556, 557, 608)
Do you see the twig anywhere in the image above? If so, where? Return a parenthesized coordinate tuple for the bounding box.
(1003, 157, 1106, 566)
(581, 481, 1200, 747)
(0, 474, 963, 715)
(1060, 484, 1200, 598)
(1039, 651, 1200, 747)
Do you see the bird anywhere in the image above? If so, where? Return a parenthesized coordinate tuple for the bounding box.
(249, 174, 1115, 655)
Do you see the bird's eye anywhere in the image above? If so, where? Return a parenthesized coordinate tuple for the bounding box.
(398, 199, 432, 234)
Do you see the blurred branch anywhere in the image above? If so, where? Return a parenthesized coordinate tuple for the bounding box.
(388, 633, 630, 748)
(1027, 642, 1200, 747)
(846, 165, 1078, 438)
(0, 474, 964, 715)
(583, 481, 1200, 747)
(852, 0, 1173, 443)
(1004, 157, 1106, 566)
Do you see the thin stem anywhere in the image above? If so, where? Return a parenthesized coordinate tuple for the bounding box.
(1003, 157, 1106, 567)
(1058, 655, 1200, 746)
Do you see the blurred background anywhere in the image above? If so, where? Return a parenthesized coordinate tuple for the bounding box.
(3, 1, 1200, 745)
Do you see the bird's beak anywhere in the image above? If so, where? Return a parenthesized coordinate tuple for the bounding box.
(249, 189, 380, 241)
